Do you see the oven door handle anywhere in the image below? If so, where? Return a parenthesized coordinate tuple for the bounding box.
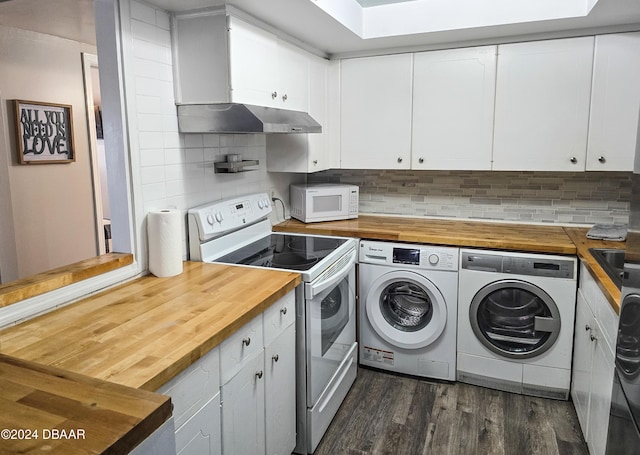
(305, 249, 357, 299)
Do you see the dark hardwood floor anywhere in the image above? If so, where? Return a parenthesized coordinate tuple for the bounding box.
(315, 367, 589, 455)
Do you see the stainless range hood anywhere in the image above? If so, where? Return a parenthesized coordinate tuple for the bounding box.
(177, 103, 322, 134)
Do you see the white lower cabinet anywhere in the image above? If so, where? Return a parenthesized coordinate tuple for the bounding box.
(220, 291, 296, 455)
(156, 291, 296, 455)
(571, 263, 617, 455)
(157, 347, 222, 455)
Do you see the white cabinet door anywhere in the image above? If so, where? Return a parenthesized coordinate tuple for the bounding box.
(587, 32, 640, 171)
(228, 16, 279, 107)
(266, 55, 329, 173)
(340, 54, 413, 169)
(493, 37, 594, 171)
(412, 46, 496, 170)
(265, 324, 296, 455)
(587, 323, 615, 455)
(277, 40, 310, 112)
(221, 351, 266, 455)
(572, 290, 595, 438)
(175, 395, 222, 455)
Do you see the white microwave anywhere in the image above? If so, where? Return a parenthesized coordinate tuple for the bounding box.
(290, 184, 359, 223)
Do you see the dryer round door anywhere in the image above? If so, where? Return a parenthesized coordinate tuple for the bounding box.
(365, 270, 447, 349)
(469, 279, 561, 359)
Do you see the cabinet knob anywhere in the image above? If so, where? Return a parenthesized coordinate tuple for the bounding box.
(280, 307, 287, 315)
(282, 94, 288, 102)
(313, 160, 318, 165)
(271, 91, 278, 99)
(397, 157, 403, 163)
(570, 157, 578, 164)
(590, 333, 597, 342)
(255, 370, 263, 379)
(585, 324, 590, 331)
(598, 156, 606, 163)
(242, 337, 251, 347)
(418, 157, 424, 164)
(272, 354, 279, 362)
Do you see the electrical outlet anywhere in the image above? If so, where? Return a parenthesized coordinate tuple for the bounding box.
(270, 188, 277, 200)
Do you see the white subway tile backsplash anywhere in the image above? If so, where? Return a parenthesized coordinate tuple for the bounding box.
(142, 182, 167, 202)
(164, 148, 183, 165)
(139, 131, 164, 149)
(162, 131, 182, 149)
(184, 134, 204, 148)
(141, 166, 166, 184)
(137, 113, 163, 132)
(135, 95, 162, 114)
(139, 148, 165, 167)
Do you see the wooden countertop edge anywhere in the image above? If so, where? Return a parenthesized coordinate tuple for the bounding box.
(0, 354, 172, 455)
(563, 228, 623, 314)
(0, 253, 134, 308)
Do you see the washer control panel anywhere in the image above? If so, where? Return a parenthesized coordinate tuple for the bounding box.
(359, 240, 458, 271)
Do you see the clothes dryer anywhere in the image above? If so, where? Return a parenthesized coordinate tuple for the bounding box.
(457, 249, 577, 399)
(358, 240, 459, 380)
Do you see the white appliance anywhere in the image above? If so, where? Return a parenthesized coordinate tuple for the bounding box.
(457, 249, 577, 399)
(290, 183, 359, 223)
(187, 193, 358, 455)
(358, 240, 459, 380)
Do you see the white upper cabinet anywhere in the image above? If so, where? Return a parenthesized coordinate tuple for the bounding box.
(587, 32, 640, 171)
(492, 37, 594, 171)
(173, 12, 309, 111)
(267, 54, 330, 173)
(340, 54, 413, 169)
(412, 46, 497, 170)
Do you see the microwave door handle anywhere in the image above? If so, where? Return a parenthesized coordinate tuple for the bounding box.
(305, 249, 357, 299)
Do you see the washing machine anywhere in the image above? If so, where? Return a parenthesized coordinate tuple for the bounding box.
(457, 248, 577, 399)
(358, 240, 459, 381)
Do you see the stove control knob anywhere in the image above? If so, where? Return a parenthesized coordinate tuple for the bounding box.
(215, 212, 223, 223)
(428, 253, 440, 265)
(206, 214, 215, 225)
(264, 198, 271, 208)
(258, 200, 265, 209)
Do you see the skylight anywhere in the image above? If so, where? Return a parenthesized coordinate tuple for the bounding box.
(312, 0, 599, 39)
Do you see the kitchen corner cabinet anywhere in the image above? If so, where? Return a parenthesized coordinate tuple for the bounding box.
(340, 54, 413, 169)
(412, 46, 496, 170)
(267, 54, 331, 173)
(586, 32, 640, 171)
(571, 263, 618, 455)
(173, 11, 309, 111)
(221, 292, 296, 455)
(493, 37, 594, 171)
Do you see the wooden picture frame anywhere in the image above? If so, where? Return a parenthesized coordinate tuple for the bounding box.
(13, 100, 75, 164)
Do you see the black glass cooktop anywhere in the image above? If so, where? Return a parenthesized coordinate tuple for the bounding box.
(214, 233, 348, 271)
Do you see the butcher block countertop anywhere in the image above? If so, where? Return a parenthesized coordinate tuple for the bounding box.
(0, 261, 301, 454)
(0, 355, 171, 455)
(274, 215, 577, 254)
(275, 216, 623, 313)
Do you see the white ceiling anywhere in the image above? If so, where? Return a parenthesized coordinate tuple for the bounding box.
(1, 0, 640, 57)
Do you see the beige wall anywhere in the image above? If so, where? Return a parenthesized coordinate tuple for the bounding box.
(0, 25, 98, 280)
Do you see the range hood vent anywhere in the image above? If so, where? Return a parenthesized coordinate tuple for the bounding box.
(177, 103, 322, 134)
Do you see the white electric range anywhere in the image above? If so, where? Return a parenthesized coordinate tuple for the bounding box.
(187, 193, 357, 454)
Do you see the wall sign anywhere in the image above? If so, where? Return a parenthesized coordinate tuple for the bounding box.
(13, 100, 75, 164)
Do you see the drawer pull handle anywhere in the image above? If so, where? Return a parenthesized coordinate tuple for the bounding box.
(570, 157, 578, 164)
(585, 324, 591, 331)
(256, 370, 263, 379)
(272, 354, 279, 362)
(242, 337, 251, 347)
(271, 91, 277, 99)
(598, 156, 606, 163)
(280, 307, 287, 315)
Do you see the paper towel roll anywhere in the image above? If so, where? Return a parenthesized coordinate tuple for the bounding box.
(147, 209, 183, 277)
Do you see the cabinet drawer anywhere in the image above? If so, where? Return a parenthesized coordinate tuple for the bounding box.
(263, 291, 295, 347)
(220, 314, 264, 384)
(157, 347, 220, 429)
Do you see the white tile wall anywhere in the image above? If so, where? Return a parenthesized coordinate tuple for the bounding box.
(127, 1, 302, 260)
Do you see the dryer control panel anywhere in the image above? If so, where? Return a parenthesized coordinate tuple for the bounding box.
(359, 240, 458, 271)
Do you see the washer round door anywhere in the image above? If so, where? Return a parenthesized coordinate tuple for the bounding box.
(469, 279, 561, 359)
(365, 270, 447, 349)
